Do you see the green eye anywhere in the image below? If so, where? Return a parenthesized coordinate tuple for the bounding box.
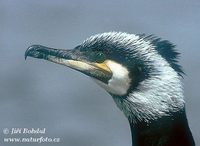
(96, 52, 105, 63)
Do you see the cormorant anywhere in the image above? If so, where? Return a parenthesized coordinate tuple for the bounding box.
(25, 32, 195, 146)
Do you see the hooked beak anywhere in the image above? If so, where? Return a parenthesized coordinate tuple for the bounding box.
(25, 45, 112, 83)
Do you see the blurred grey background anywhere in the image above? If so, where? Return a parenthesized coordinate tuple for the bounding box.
(0, 0, 199, 146)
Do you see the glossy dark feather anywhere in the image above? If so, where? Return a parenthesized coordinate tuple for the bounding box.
(142, 35, 184, 77)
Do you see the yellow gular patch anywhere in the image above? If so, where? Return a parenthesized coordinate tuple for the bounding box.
(94, 61, 111, 73)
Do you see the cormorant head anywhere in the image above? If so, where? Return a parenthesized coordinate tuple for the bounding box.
(25, 32, 185, 123)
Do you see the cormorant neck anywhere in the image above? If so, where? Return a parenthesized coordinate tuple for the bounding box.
(128, 109, 195, 146)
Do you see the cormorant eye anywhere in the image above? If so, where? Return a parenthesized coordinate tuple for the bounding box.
(96, 52, 105, 63)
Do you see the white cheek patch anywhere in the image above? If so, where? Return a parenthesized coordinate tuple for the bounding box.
(93, 60, 131, 96)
